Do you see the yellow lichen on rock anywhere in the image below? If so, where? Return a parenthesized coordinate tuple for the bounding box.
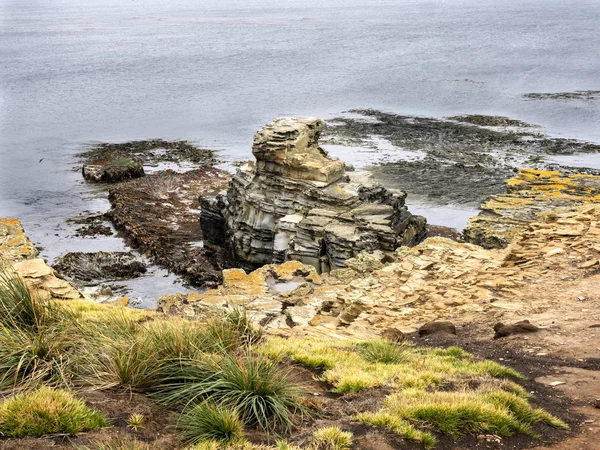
(464, 168, 600, 249)
(1, 217, 83, 301)
(0, 218, 38, 261)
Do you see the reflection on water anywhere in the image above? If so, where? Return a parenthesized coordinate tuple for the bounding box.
(549, 154, 600, 170)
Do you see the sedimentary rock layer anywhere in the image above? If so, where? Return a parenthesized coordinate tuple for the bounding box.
(0, 218, 82, 301)
(161, 203, 600, 340)
(463, 168, 600, 248)
(201, 117, 426, 272)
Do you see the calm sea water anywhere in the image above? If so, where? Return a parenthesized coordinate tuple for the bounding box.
(1, 0, 599, 302)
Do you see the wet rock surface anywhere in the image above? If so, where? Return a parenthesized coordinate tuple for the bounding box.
(80, 139, 217, 169)
(323, 109, 600, 206)
(82, 156, 145, 183)
(201, 117, 426, 272)
(67, 213, 114, 238)
(523, 90, 600, 101)
(108, 167, 232, 287)
(53, 251, 147, 282)
(463, 168, 600, 248)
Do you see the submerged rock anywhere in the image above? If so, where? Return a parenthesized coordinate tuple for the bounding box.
(82, 156, 145, 183)
(201, 117, 426, 272)
(53, 251, 147, 282)
(463, 169, 600, 248)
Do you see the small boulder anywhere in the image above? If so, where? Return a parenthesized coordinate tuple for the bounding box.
(53, 251, 147, 282)
(493, 320, 540, 339)
(82, 156, 144, 183)
(418, 321, 457, 337)
(381, 328, 405, 343)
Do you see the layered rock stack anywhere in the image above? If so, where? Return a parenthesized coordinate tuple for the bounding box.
(200, 117, 426, 272)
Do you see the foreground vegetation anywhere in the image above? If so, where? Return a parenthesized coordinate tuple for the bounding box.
(0, 260, 568, 449)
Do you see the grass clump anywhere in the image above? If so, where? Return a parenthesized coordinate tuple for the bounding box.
(127, 412, 145, 431)
(156, 352, 304, 435)
(76, 437, 151, 450)
(266, 337, 566, 446)
(354, 411, 436, 448)
(357, 340, 409, 364)
(311, 426, 353, 450)
(370, 388, 568, 438)
(0, 387, 106, 437)
(179, 402, 245, 445)
(189, 441, 300, 450)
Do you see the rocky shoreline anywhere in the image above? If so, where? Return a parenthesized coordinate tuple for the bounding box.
(323, 109, 600, 207)
(2, 115, 600, 449)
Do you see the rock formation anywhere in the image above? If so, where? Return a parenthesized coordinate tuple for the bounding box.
(161, 202, 600, 340)
(82, 156, 145, 183)
(0, 218, 82, 301)
(200, 117, 426, 272)
(464, 168, 600, 248)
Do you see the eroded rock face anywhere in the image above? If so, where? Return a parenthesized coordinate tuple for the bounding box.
(463, 168, 600, 248)
(201, 117, 426, 272)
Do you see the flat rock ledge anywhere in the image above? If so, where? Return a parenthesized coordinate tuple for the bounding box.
(160, 203, 600, 338)
(0, 218, 82, 301)
(160, 172, 600, 340)
(463, 168, 600, 249)
(201, 117, 426, 272)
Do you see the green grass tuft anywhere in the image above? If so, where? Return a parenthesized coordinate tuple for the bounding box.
(357, 340, 409, 364)
(0, 387, 106, 437)
(155, 352, 304, 435)
(311, 426, 353, 450)
(179, 402, 245, 445)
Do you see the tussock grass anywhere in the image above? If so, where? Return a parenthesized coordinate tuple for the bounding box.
(0, 260, 48, 329)
(311, 426, 353, 450)
(76, 437, 152, 450)
(357, 340, 409, 364)
(188, 441, 300, 450)
(179, 402, 245, 445)
(0, 324, 74, 390)
(80, 331, 168, 392)
(0, 387, 106, 437)
(155, 352, 304, 435)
